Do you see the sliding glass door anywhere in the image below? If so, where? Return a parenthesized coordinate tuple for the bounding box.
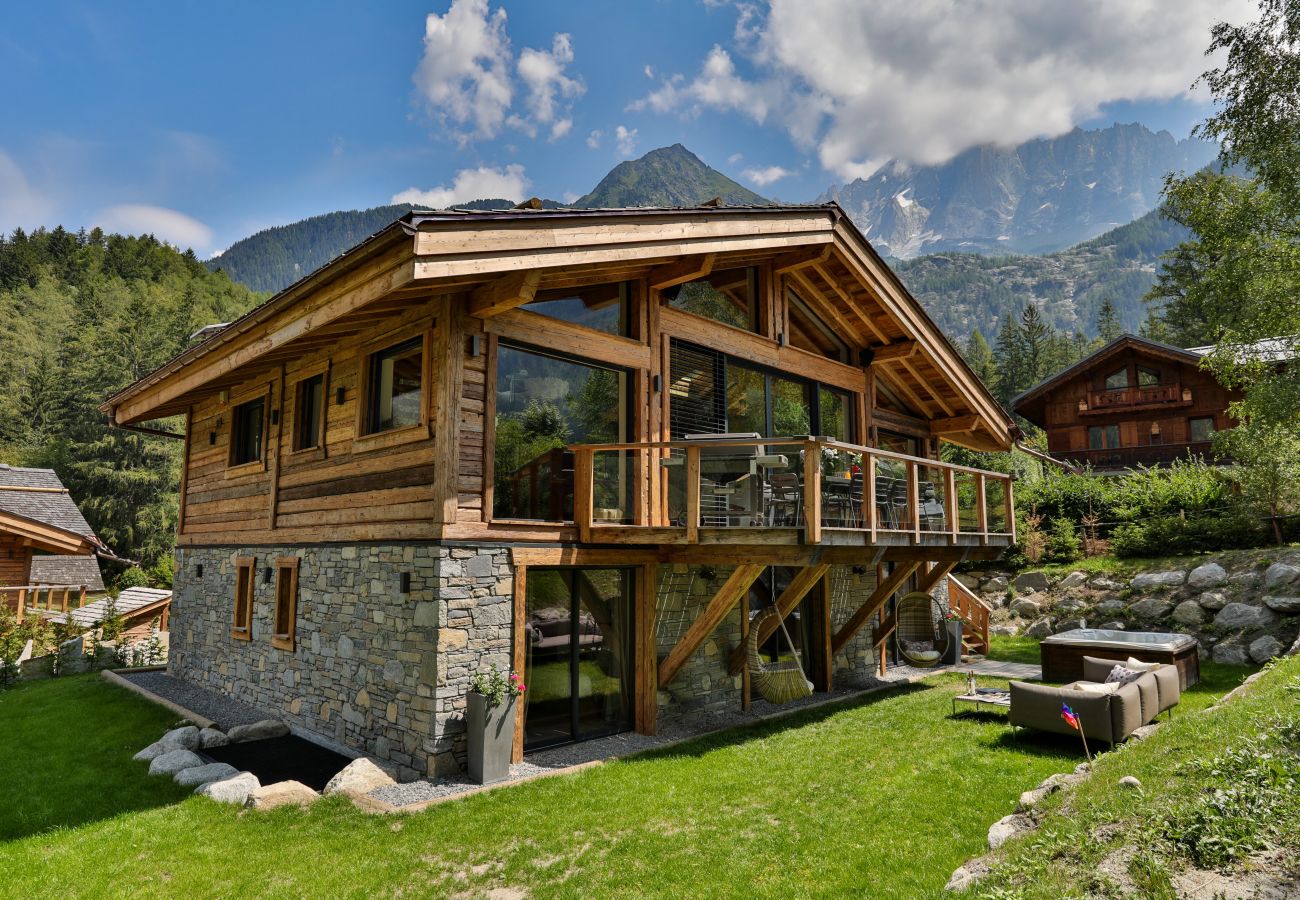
(523, 568, 635, 751)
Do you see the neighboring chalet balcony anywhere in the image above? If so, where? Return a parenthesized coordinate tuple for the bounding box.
(1080, 383, 1191, 414)
(569, 436, 1015, 550)
(1057, 440, 1217, 471)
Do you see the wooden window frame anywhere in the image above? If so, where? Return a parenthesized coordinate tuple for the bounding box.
(271, 556, 299, 651)
(226, 387, 271, 474)
(289, 362, 330, 459)
(1189, 416, 1216, 443)
(232, 555, 255, 640)
(1137, 365, 1161, 387)
(353, 322, 434, 454)
(1103, 367, 1130, 390)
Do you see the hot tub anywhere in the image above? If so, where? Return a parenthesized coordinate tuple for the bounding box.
(1040, 628, 1200, 689)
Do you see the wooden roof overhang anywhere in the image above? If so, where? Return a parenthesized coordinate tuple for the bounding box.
(103, 204, 1014, 452)
(0, 509, 100, 556)
(1012, 335, 1204, 425)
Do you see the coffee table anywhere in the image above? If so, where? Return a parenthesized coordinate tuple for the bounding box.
(952, 687, 1011, 715)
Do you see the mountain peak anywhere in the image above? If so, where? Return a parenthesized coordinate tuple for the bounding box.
(575, 144, 769, 209)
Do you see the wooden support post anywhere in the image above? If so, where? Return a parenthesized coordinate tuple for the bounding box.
(574, 448, 594, 545)
(636, 562, 658, 734)
(61, 587, 69, 613)
(160, 602, 170, 631)
(830, 560, 921, 656)
(511, 565, 528, 764)
(658, 564, 763, 689)
(1005, 477, 1016, 541)
(684, 445, 700, 543)
(976, 473, 988, 544)
(908, 460, 920, 541)
(78, 585, 87, 608)
(804, 440, 822, 544)
(814, 576, 833, 692)
(738, 586, 751, 712)
(915, 560, 956, 595)
(864, 453, 876, 542)
(726, 563, 831, 676)
(16, 589, 24, 624)
(945, 468, 958, 539)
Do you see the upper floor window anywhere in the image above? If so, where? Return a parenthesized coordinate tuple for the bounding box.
(1189, 416, 1216, 443)
(788, 290, 850, 363)
(294, 373, 325, 451)
(522, 282, 631, 336)
(364, 337, 424, 434)
(1137, 366, 1161, 387)
(667, 267, 759, 333)
(1104, 368, 1129, 390)
(229, 396, 266, 466)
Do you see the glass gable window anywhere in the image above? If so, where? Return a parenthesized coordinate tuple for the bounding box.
(1104, 368, 1130, 390)
(294, 374, 324, 451)
(667, 267, 759, 332)
(522, 282, 631, 336)
(494, 344, 629, 521)
(818, 387, 851, 442)
(1137, 366, 1161, 387)
(229, 397, 265, 466)
(788, 291, 850, 363)
(1189, 417, 1216, 442)
(365, 337, 424, 434)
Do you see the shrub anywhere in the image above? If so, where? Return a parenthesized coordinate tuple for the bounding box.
(114, 567, 149, 591)
(1044, 517, 1081, 563)
(1109, 510, 1270, 558)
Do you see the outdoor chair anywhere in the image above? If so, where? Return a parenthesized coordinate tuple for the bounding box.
(765, 472, 802, 526)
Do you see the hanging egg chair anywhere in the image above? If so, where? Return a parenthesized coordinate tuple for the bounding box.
(894, 591, 950, 668)
(746, 607, 813, 704)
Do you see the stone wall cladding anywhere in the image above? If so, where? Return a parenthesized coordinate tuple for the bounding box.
(171, 544, 512, 781)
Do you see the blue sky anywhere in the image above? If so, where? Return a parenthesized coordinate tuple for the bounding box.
(0, 1, 1249, 256)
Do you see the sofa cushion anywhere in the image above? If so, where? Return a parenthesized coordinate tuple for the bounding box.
(1104, 664, 1143, 686)
(1070, 681, 1119, 696)
(1109, 682, 1145, 741)
(1125, 656, 1162, 673)
(1150, 664, 1181, 714)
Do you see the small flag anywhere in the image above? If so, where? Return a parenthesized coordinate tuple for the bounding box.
(1061, 704, 1080, 731)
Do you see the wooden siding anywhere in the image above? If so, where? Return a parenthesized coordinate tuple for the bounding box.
(0, 535, 33, 586)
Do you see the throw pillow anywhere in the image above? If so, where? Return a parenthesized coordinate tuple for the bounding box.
(1104, 664, 1142, 686)
(901, 639, 934, 654)
(1073, 681, 1119, 696)
(1125, 657, 1161, 672)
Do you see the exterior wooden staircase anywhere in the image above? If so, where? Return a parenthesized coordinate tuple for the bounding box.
(946, 574, 991, 657)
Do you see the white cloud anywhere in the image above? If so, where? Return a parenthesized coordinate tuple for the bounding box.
(742, 165, 791, 186)
(0, 150, 55, 232)
(636, 0, 1253, 179)
(390, 163, 529, 207)
(586, 129, 603, 149)
(412, 1, 584, 144)
(96, 204, 214, 251)
(643, 64, 654, 79)
(615, 125, 638, 157)
(727, 152, 743, 164)
(562, 190, 581, 204)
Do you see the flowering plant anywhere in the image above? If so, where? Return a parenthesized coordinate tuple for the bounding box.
(469, 663, 526, 709)
(942, 609, 965, 622)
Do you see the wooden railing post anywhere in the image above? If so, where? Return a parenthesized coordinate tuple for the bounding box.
(804, 440, 822, 544)
(16, 589, 25, 624)
(864, 452, 876, 544)
(684, 445, 701, 544)
(976, 473, 988, 544)
(574, 448, 594, 544)
(78, 585, 87, 608)
(907, 460, 919, 542)
(61, 588, 69, 613)
(1004, 477, 1016, 541)
(945, 468, 958, 539)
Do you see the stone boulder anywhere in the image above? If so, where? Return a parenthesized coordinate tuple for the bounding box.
(246, 780, 318, 811)
(955, 573, 981, 590)
(1129, 597, 1173, 620)
(1187, 563, 1227, 590)
(1131, 571, 1185, 590)
(1025, 618, 1055, 640)
(197, 772, 261, 805)
(1249, 636, 1285, 664)
(1013, 571, 1050, 593)
(1171, 600, 1206, 627)
(982, 576, 1009, 595)
(227, 719, 290, 743)
(1089, 576, 1125, 592)
(990, 624, 1020, 637)
(1058, 571, 1089, 590)
(1097, 621, 1127, 631)
(148, 749, 205, 777)
(198, 727, 230, 749)
(323, 758, 396, 796)
(1009, 597, 1043, 618)
(1054, 597, 1089, 614)
(1215, 603, 1278, 630)
(1263, 562, 1300, 591)
(1213, 641, 1251, 666)
(1094, 599, 1127, 617)
(988, 813, 1036, 850)
(1264, 595, 1300, 613)
(175, 762, 241, 788)
(1055, 618, 1087, 634)
(133, 741, 169, 762)
(1197, 591, 1230, 611)
(159, 726, 201, 751)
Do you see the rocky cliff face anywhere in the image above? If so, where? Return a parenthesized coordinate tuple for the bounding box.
(964, 547, 1300, 666)
(821, 123, 1219, 258)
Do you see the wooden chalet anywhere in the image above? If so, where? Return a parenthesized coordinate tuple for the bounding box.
(104, 204, 1016, 777)
(0, 465, 111, 621)
(1013, 335, 1239, 472)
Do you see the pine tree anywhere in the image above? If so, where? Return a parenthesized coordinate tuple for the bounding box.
(1095, 298, 1122, 343)
(962, 329, 997, 387)
(992, 316, 1026, 403)
(1019, 304, 1051, 386)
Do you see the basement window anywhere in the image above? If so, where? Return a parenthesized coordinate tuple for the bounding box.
(271, 557, 299, 652)
(232, 556, 255, 641)
(229, 396, 266, 466)
(364, 337, 424, 434)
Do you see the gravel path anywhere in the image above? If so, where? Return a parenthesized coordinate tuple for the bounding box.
(119, 671, 274, 729)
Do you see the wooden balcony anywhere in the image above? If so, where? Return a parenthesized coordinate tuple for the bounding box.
(570, 436, 1015, 552)
(1081, 383, 1189, 414)
(1055, 440, 1218, 470)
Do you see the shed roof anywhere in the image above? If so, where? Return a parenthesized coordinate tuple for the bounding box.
(29, 555, 106, 592)
(47, 586, 172, 631)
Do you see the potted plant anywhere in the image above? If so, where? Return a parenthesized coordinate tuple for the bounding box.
(942, 609, 965, 665)
(466, 664, 526, 785)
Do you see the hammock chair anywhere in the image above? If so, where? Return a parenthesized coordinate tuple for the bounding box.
(746, 606, 813, 704)
(894, 591, 950, 668)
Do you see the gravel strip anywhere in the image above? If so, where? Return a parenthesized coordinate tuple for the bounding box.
(118, 671, 274, 730)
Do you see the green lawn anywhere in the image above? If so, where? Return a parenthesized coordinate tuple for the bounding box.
(985, 633, 1042, 666)
(0, 660, 1258, 898)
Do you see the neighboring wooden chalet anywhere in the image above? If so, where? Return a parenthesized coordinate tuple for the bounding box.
(0, 465, 110, 617)
(104, 204, 1017, 778)
(1013, 335, 1242, 472)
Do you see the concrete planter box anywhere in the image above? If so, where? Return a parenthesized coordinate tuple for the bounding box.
(466, 692, 517, 785)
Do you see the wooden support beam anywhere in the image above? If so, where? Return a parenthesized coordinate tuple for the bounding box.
(771, 244, 832, 274)
(830, 560, 920, 656)
(930, 414, 980, 435)
(468, 269, 541, 318)
(657, 564, 763, 689)
(726, 563, 830, 676)
(915, 559, 956, 595)
(511, 565, 528, 764)
(871, 340, 919, 363)
(635, 562, 658, 735)
(649, 253, 715, 291)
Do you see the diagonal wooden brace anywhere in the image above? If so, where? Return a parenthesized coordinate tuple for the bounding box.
(873, 560, 956, 650)
(726, 563, 830, 676)
(657, 564, 764, 689)
(830, 560, 921, 656)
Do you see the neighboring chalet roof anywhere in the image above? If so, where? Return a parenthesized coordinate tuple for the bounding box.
(1187, 335, 1298, 365)
(29, 554, 106, 592)
(103, 203, 1016, 451)
(0, 465, 106, 556)
(47, 586, 171, 630)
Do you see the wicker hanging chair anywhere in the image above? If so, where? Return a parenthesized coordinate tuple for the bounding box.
(894, 591, 950, 668)
(746, 607, 814, 704)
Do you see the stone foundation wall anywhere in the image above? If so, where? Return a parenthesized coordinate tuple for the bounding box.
(171, 544, 512, 780)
